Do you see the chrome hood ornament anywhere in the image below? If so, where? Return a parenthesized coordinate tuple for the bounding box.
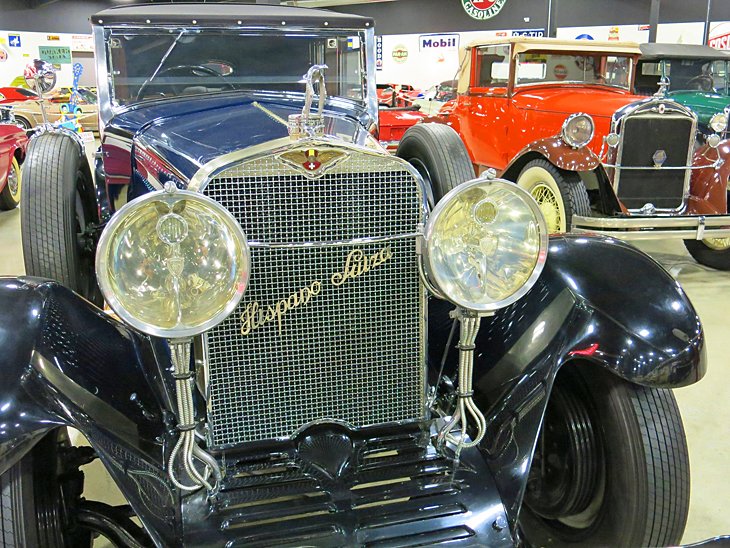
(654, 75, 670, 98)
(289, 64, 328, 140)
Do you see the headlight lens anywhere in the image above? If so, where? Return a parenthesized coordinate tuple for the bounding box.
(424, 178, 548, 312)
(96, 188, 249, 338)
(561, 113, 594, 148)
(710, 112, 728, 133)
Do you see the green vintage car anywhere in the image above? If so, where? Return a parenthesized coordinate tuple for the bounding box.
(637, 43, 730, 135)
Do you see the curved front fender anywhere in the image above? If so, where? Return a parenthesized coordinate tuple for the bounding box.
(0, 277, 179, 546)
(687, 140, 730, 215)
(504, 136, 602, 178)
(462, 234, 705, 523)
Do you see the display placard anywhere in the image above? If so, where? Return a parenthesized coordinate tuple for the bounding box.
(38, 45, 72, 64)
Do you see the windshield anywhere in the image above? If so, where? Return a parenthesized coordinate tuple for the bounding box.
(106, 28, 367, 107)
(637, 59, 729, 96)
(514, 52, 633, 90)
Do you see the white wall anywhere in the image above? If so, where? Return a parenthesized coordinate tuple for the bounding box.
(0, 30, 94, 88)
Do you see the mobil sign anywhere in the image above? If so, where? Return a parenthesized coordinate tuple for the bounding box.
(419, 33, 460, 52)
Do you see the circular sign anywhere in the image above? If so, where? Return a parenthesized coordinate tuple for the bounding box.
(392, 45, 408, 64)
(462, 0, 508, 20)
(554, 64, 568, 80)
(0, 47, 7, 63)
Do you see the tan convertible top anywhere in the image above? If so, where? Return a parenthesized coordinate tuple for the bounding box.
(456, 37, 641, 93)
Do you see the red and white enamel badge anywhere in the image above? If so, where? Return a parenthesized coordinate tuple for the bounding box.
(462, 0, 507, 20)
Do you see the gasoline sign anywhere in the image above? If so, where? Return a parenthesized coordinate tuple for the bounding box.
(462, 0, 508, 20)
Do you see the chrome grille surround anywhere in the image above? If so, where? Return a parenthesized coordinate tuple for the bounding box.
(199, 140, 427, 448)
(610, 99, 697, 213)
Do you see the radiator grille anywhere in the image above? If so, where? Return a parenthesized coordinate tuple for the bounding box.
(616, 113, 694, 210)
(203, 148, 425, 447)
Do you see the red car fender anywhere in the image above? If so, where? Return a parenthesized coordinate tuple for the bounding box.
(0, 125, 28, 192)
(687, 140, 730, 215)
(502, 135, 601, 180)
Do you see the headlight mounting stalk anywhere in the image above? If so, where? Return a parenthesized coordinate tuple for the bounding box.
(168, 339, 222, 493)
(436, 307, 488, 457)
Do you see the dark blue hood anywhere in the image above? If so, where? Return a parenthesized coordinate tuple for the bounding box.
(107, 92, 370, 179)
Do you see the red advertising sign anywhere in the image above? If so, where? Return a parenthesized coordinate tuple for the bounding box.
(709, 32, 730, 50)
(462, 0, 507, 20)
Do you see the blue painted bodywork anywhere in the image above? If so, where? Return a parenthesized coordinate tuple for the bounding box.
(104, 92, 371, 180)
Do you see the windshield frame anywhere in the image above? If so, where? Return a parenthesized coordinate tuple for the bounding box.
(93, 23, 377, 132)
(513, 50, 635, 91)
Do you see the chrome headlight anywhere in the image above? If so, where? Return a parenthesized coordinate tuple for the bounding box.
(424, 178, 548, 313)
(96, 186, 250, 338)
(561, 113, 594, 148)
(709, 112, 728, 133)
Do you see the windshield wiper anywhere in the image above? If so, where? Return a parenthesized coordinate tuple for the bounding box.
(135, 30, 185, 101)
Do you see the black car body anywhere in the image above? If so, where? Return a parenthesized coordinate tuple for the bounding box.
(0, 4, 708, 547)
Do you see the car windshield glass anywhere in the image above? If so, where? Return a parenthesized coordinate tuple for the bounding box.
(515, 52, 633, 89)
(106, 28, 367, 107)
(645, 59, 730, 95)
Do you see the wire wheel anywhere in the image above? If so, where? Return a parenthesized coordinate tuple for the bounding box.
(701, 236, 730, 251)
(531, 183, 563, 233)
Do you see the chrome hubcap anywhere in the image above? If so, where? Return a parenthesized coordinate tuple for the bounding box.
(7, 162, 19, 199)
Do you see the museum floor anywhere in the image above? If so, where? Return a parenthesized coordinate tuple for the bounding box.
(0, 205, 728, 545)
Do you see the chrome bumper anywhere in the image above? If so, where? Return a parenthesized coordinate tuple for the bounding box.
(572, 214, 730, 241)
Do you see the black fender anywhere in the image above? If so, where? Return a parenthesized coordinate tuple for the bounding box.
(431, 234, 705, 525)
(0, 277, 179, 546)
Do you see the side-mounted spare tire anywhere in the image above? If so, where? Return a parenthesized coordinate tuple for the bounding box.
(396, 123, 475, 202)
(21, 132, 102, 305)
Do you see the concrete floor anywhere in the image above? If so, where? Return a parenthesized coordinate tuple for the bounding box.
(0, 206, 728, 544)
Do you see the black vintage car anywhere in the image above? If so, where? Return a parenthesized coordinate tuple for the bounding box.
(0, 4, 706, 547)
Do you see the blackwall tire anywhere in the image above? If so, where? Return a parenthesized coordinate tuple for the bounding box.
(20, 132, 102, 305)
(516, 159, 590, 233)
(520, 365, 690, 547)
(396, 123, 475, 202)
(0, 156, 21, 210)
(683, 239, 730, 270)
(13, 116, 31, 131)
(0, 429, 92, 547)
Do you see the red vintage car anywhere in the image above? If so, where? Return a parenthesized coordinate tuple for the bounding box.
(398, 37, 730, 269)
(0, 107, 27, 210)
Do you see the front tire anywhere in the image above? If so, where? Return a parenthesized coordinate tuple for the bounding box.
(20, 132, 102, 305)
(0, 429, 92, 547)
(396, 123, 475, 202)
(520, 365, 689, 547)
(0, 156, 21, 210)
(516, 159, 590, 233)
(683, 187, 730, 270)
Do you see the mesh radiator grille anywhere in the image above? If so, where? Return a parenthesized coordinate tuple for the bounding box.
(203, 149, 425, 447)
(616, 114, 694, 210)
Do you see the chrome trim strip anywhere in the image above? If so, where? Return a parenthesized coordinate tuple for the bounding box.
(188, 136, 422, 195)
(572, 213, 730, 240)
(188, 137, 292, 191)
(93, 26, 113, 133)
(603, 161, 720, 171)
(248, 232, 422, 249)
